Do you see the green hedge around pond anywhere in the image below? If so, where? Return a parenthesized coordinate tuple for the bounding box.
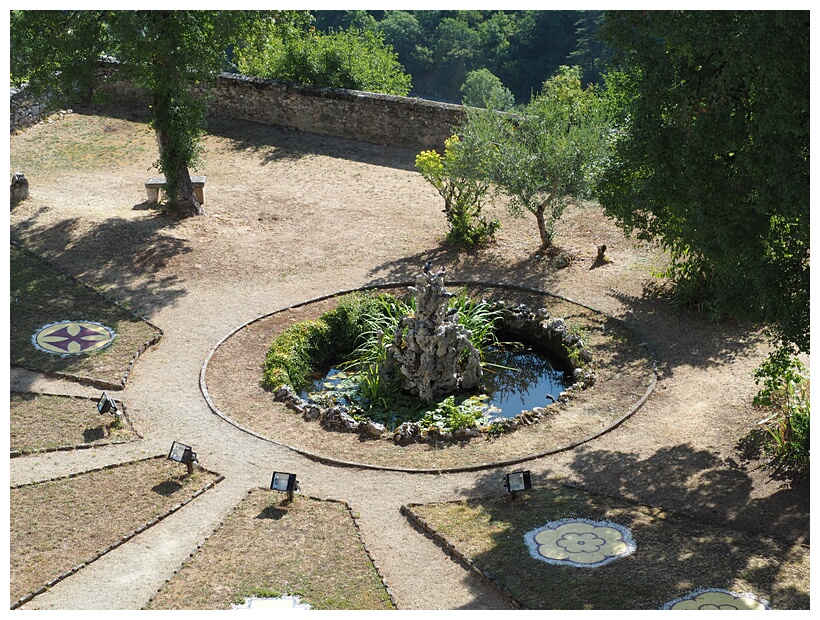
(262, 292, 386, 391)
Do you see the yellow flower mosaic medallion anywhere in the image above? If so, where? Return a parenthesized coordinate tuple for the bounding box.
(32, 320, 116, 355)
(525, 518, 636, 568)
(662, 588, 769, 610)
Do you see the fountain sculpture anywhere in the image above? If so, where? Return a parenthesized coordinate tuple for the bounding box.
(382, 265, 482, 403)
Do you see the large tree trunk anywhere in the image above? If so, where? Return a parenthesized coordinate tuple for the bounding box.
(155, 129, 203, 217)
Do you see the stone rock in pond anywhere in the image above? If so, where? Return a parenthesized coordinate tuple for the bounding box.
(360, 419, 386, 439)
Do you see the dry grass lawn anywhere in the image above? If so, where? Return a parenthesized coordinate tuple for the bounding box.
(406, 484, 810, 610)
(10, 458, 221, 606)
(146, 489, 393, 610)
(10, 392, 140, 455)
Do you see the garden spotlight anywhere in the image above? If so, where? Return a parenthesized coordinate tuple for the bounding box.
(503, 470, 532, 499)
(270, 471, 299, 502)
(168, 440, 198, 475)
(97, 391, 117, 415)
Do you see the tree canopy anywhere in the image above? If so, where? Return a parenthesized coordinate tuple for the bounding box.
(310, 10, 606, 103)
(597, 11, 809, 354)
(235, 23, 412, 96)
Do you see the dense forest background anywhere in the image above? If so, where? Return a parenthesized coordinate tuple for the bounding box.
(310, 9, 606, 104)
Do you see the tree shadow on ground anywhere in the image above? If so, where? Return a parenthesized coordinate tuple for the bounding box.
(563, 444, 808, 545)
(203, 116, 420, 172)
(431, 455, 809, 610)
(365, 242, 565, 292)
(605, 283, 767, 380)
(11, 210, 189, 318)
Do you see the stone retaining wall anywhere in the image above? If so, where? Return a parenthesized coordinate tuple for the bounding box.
(11, 62, 467, 149)
(10, 86, 53, 132)
(198, 73, 466, 150)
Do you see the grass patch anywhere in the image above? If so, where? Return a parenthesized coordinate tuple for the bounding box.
(10, 458, 221, 606)
(146, 489, 393, 610)
(406, 484, 809, 610)
(10, 392, 140, 454)
(10, 112, 154, 172)
(10, 243, 162, 387)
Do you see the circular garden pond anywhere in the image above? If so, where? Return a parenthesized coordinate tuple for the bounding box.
(202, 282, 657, 471)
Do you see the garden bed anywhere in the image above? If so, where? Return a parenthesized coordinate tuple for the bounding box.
(10, 392, 140, 456)
(146, 489, 393, 610)
(10, 243, 162, 389)
(404, 483, 810, 609)
(10, 457, 221, 607)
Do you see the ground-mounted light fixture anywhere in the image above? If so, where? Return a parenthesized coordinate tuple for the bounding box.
(502, 470, 532, 499)
(97, 391, 117, 414)
(270, 471, 299, 503)
(168, 440, 198, 475)
(97, 391, 123, 426)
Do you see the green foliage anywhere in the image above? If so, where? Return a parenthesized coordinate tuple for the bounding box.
(263, 320, 333, 391)
(10, 10, 108, 103)
(415, 135, 498, 249)
(270, 290, 503, 434)
(448, 289, 502, 351)
(598, 11, 809, 355)
(420, 395, 489, 432)
(754, 354, 810, 477)
(310, 10, 607, 104)
(262, 293, 384, 391)
(460, 68, 515, 110)
(236, 24, 412, 95)
(458, 65, 612, 250)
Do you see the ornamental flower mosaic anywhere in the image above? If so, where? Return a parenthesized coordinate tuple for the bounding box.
(524, 518, 636, 568)
(662, 588, 769, 610)
(32, 320, 116, 356)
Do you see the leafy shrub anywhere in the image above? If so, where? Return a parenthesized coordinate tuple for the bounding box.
(415, 135, 499, 248)
(263, 293, 400, 392)
(754, 347, 810, 476)
(263, 320, 332, 390)
(237, 26, 412, 96)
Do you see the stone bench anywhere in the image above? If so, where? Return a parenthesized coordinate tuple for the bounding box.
(145, 175, 206, 204)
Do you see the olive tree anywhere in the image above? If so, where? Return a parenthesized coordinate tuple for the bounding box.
(459, 66, 611, 252)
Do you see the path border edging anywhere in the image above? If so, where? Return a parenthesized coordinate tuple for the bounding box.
(401, 502, 525, 609)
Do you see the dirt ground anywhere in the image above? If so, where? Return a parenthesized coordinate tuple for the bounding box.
(8, 107, 809, 609)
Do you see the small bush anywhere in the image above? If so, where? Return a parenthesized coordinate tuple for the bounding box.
(416, 135, 498, 249)
(754, 348, 810, 477)
(262, 293, 394, 391)
(263, 320, 332, 390)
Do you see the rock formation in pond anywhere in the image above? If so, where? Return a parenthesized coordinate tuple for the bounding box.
(383, 265, 482, 403)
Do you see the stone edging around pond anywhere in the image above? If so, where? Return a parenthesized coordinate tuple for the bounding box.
(269, 298, 598, 446)
(199, 281, 659, 474)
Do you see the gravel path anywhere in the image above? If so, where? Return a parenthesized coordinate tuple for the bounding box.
(9, 116, 807, 610)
